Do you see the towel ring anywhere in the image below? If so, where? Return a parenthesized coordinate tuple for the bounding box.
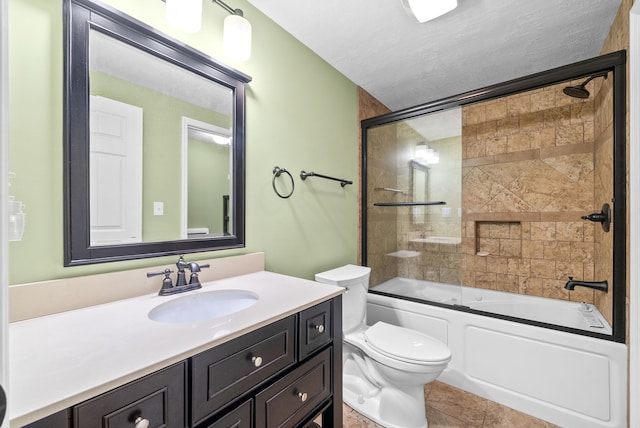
(272, 166, 295, 199)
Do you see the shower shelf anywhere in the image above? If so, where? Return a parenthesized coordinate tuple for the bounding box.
(385, 250, 421, 258)
(373, 201, 446, 207)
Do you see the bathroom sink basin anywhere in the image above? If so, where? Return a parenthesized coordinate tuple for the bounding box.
(148, 290, 259, 323)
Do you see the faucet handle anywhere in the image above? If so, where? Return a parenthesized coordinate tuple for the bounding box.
(147, 268, 174, 278)
(147, 268, 175, 295)
(186, 262, 210, 272)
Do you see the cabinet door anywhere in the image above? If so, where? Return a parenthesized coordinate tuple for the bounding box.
(255, 348, 332, 428)
(192, 316, 296, 425)
(299, 301, 332, 360)
(73, 362, 186, 428)
(202, 399, 252, 428)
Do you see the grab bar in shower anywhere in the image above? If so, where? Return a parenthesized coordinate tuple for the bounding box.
(373, 201, 447, 207)
(300, 170, 353, 187)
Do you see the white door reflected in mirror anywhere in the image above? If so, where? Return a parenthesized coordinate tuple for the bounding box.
(89, 95, 143, 246)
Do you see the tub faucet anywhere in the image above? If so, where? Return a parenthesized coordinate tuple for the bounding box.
(564, 276, 608, 293)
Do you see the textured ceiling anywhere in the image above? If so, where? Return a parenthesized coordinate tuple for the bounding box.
(245, 0, 622, 111)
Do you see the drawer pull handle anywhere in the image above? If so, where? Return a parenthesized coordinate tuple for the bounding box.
(315, 324, 325, 333)
(134, 417, 150, 428)
(252, 356, 263, 367)
(298, 392, 308, 402)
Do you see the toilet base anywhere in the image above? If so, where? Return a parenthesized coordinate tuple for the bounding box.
(343, 360, 428, 428)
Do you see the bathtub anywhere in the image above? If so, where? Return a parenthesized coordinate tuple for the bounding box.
(372, 277, 612, 335)
(367, 278, 627, 428)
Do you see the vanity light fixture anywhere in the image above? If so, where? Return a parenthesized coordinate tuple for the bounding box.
(164, 0, 252, 61)
(401, 0, 458, 23)
(214, 0, 252, 61)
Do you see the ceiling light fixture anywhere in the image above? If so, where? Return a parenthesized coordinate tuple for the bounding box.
(164, 0, 252, 61)
(401, 0, 458, 23)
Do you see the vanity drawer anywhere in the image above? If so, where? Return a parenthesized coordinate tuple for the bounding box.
(72, 361, 186, 428)
(191, 315, 296, 424)
(202, 398, 252, 428)
(299, 301, 332, 359)
(255, 347, 332, 428)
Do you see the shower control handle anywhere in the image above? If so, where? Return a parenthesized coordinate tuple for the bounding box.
(581, 203, 611, 232)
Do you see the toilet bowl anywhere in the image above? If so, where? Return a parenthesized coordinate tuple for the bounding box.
(315, 265, 451, 428)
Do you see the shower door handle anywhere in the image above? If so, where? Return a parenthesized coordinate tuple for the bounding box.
(581, 203, 611, 232)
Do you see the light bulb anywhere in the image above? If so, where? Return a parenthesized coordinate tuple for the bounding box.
(223, 14, 252, 61)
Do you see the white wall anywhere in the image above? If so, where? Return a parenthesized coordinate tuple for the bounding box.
(0, 0, 9, 425)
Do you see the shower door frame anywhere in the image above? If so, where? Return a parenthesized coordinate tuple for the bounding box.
(361, 50, 627, 343)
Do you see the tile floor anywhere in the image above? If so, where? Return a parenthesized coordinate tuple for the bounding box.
(342, 381, 559, 428)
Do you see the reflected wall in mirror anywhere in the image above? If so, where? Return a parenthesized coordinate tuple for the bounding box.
(181, 117, 232, 239)
(65, 0, 251, 265)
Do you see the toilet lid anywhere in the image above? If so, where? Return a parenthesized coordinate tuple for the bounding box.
(364, 322, 451, 364)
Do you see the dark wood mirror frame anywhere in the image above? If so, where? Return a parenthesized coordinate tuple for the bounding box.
(64, 0, 251, 266)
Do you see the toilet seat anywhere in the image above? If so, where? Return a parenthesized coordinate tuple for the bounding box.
(364, 322, 451, 365)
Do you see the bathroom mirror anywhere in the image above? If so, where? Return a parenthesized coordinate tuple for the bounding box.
(64, 0, 251, 265)
(409, 160, 429, 224)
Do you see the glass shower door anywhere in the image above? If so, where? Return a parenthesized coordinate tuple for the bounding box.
(365, 107, 463, 306)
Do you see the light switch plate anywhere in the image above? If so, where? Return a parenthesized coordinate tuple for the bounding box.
(153, 201, 164, 216)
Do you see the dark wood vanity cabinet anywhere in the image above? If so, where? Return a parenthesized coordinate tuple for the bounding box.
(191, 316, 297, 424)
(25, 297, 342, 428)
(194, 299, 338, 428)
(254, 348, 332, 427)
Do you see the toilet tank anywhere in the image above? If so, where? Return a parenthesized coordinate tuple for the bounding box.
(315, 264, 371, 333)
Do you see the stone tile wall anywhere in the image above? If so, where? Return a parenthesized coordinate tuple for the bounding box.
(460, 81, 612, 311)
(357, 87, 391, 267)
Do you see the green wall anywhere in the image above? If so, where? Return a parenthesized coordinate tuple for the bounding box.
(8, 0, 358, 284)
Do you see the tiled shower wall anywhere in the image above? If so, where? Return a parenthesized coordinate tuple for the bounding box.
(460, 80, 613, 322)
(366, 121, 403, 286)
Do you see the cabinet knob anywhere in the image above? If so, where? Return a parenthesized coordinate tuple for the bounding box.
(315, 324, 325, 333)
(252, 356, 263, 367)
(134, 417, 150, 428)
(298, 392, 308, 402)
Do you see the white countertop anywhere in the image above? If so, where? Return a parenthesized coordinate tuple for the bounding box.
(9, 271, 343, 427)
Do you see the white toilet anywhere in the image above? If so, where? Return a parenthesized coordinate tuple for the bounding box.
(315, 264, 451, 428)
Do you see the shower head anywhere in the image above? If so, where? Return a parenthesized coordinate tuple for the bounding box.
(562, 72, 609, 99)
